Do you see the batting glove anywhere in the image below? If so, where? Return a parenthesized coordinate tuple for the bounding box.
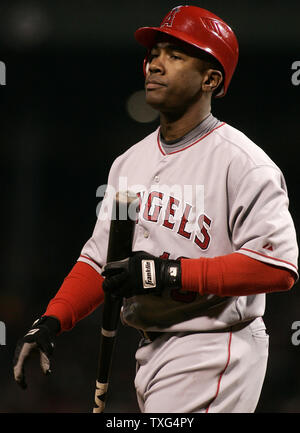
(13, 316, 60, 389)
(102, 251, 182, 298)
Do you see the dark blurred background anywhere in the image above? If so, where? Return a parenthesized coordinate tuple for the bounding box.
(0, 0, 299, 413)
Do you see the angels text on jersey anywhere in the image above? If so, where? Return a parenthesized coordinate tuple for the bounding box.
(96, 180, 212, 252)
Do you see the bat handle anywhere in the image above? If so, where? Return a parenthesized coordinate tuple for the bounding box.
(102, 293, 123, 331)
(93, 294, 122, 413)
(93, 380, 109, 413)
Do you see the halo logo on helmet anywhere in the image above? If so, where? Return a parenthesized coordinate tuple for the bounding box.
(134, 5, 239, 97)
(161, 6, 182, 28)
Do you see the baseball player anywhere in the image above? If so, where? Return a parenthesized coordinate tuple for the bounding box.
(13, 5, 298, 413)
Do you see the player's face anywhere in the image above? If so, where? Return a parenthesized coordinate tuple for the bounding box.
(145, 37, 211, 114)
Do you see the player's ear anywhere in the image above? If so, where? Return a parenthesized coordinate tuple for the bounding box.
(202, 69, 223, 94)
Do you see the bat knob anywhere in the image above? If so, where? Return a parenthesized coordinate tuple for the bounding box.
(93, 380, 108, 413)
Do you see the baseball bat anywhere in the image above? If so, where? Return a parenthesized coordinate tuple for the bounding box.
(92, 190, 139, 413)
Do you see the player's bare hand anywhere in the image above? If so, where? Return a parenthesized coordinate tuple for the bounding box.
(13, 316, 60, 389)
(102, 251, 182, 298)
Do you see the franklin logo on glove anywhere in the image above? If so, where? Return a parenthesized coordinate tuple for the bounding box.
(142, 260, 156, 289)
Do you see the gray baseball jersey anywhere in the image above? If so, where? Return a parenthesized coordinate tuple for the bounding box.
(78, 118, 298, 333)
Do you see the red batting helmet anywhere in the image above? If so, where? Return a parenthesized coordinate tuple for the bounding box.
(134, 5, 239, 97)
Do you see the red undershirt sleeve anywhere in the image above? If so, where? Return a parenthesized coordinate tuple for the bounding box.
(181, 252, 295, 297)
(44, 261, 105, 332)
(44, 253, 296, 332)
